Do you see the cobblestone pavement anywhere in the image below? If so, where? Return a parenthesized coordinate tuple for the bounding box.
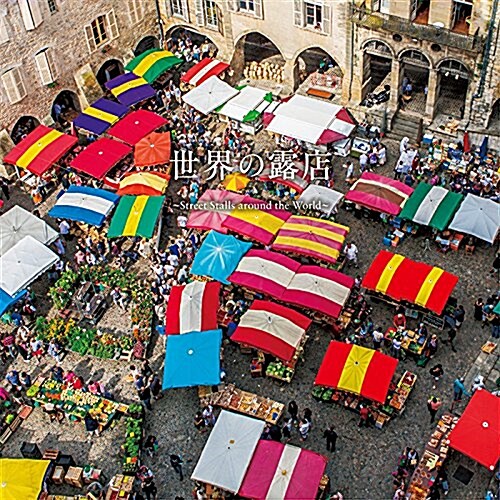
(1, 137, 499, 499)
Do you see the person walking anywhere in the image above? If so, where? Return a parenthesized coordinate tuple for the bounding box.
(149, 373, 162, 401)
(451, 377, 470, 411)
(288, 400, 299, 424)
(447, 327, 457, 352)
(282, 417, 293, 442)
(427, 397, 442, 423)
(84, 412, 100, 440)
(170, 454, 184, 481)
(323, 425, 338, 451)
(299, 419, 311, 441)
(453, 305, 465, 329)
(473, 298, 484, 321)
(429, 364, 444, 389)
(139, 386, 152, 411)
(358, 405, 370, 427)
(345, 242, 359, 268)
(0, 178, 10, 200)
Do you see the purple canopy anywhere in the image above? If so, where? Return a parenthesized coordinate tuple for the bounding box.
(73, 98, 129, 135)
(105, 73, 156, 107)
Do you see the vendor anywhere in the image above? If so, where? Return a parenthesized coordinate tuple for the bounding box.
(393, 313, 407, 330)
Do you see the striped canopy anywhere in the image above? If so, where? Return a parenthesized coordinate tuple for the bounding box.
(181, 58, 230, 86)
(72, 98, 128, 135)
(125, 49, 183, 83)
(315, 341, 398, 403)
(272, 215, 349, 264)
(399, 183, 464, 231)
(107, 195, 164, 238)
(362, 250, 459, 315)
(108, 110, 167, 145)
(105, 73, 156, 106)
(117, 171, 170, 196)
(259, 161, 311, 194)
(3, 125, 77, 176)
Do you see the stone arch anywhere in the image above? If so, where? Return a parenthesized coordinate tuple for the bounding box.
(10, 116, 40, 144)
(436, 58, 470, 77)
(166, 25, 219, 55)
(435, 58, 471, 118)
(51, 90, 81, 125)
(398, 48, 432, 68)
(362, 39, 395, 58)
(233, 31, 285, 63)
(134, 36, 160, 56)
(293, 46, 343, 89)
(488, 99, 500, 131)
(96, 59, 124, 89)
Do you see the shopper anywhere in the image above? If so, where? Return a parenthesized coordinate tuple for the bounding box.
(170, 454, 184, 481)
(429, 364, 444, 389)
(453, 305, 465, 329)
(299, 419, 310, 441)
(84, 412, 100, 439)
(139, 386, 153, 411)
(345, 242, 359, 268)
(473, 298, 484, 321)
(427, 397, 442, 423)
(144, 435, 158, 458)
(358, 405, 370, 427)
(323, 425, 338, 451)
(282, 417, 293, 442)
(288, 400, 299, 424)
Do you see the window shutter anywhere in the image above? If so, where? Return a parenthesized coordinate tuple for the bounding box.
(216, 6, 224, 35)
(107, 10, 119, 39)
(254, 0, 262, 18)
(2, 69, 26, 103)
(227, 0, 238, 11)
(322, 4, 330, 34)
(84, 24, 97, 53)
(194, 0, 205, 26)
(35, 50, 55, 85)
(0, 16, 9, 44)
(128, 0, 143, 24)
(181, 0, 189, 21)
(293, 0, 303, 27)
(18, 0, 35, 30)
(29, 0, 43, 27)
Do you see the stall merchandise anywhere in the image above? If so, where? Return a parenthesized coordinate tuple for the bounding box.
(191, 410, 266, 493)
(163, 329, 223, 389)
(105, 474, 135, 500)
(385, 327, 428, 357)
(49, 185, 120, 227)
(125, 48, 183, 83)
(232, 300, 312, 363)
(406, 414, 458, 499)
(117, 171, 170, 196)
(345, 172, 414, 216)
(0, 458, 50, 500)
(448, 389, 500, 470)
(186, 189, 246, 233)
(105, 73, 156, 107)
(399, 183, 464, 232)
(0, 235, 59, 296)
(272, 215, 349, 265)
(259, 161, 311, 194)
(0, 205, 58, 255)
(133, 132, 171, 167)
(191, 230, 252, 284)
(239, 441, 328, 500)
(165, 281, 221, 335)
(73, 98, 129, 136)
(108, 110, 168, 146)
(107, 195, 164, 239)
(199, 385, 284, 424)
(3, 125, 77, 176)
(181, 58, 230, 86)
(265, 332, 309, 383)
(362, 250, 459, 315)
(0, 401, 32, 445)
(120, 405, 144, 475)
(183, 76, 239, 115)
(299, 184, 344, 218)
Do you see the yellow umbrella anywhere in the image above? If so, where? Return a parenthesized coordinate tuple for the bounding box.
(222, 172, 250, 192)
(0, 458, 51, 500)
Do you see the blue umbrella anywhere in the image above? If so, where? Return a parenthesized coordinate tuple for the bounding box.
(479, 136, 488, 160)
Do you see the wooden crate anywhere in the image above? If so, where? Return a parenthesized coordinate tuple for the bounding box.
(65, 466, 84, 488)
(52, 466, 66, 485)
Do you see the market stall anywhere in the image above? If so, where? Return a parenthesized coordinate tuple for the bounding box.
(298, 184, 344, 218)
(165, 280, 221, 335)
(362, 250, 459, 315)
(183, 75, 239, 115)
(448, 389, 500, 470)
(163, 329, 223, 389)
(0, 288, 27, 319)
(191, 410, 265, 494)
(125, 48, 183, 83)
(399, 183, 464, 232)
(48, 185, 120, 227)
(238, 441, 328, 500)
(259, 161, 311, 194)
(117, 171, 170, 196)
(108, 110, 168, 146)
(105, 73, 156, 107)
(186, 189, 246, 233)
(133, 132, 171, 167)
(222, 172, 251, 192)
(0, 458, 50, 500)
(107, 195, 164, 239)
(384, 327, 428, 358)
(344, 172, 414, 216)
(271, 215, 349, 265)
(0, 205, 58, 255)
(181, 58, 230, 87)
(448, 194, 500, 244)
(191, 230, 252, 284)
(72, 98, 129, 136)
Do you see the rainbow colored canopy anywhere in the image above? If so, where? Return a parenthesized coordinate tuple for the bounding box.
(362, 250, 458, 315)
(125, 49, 183, 83)
(72, 98, 128, 135)
(272, 215, 349, 264)
(105, 73, 156, 106)
(3, 125, 77, 176)
(107, 195, 164, 238)
(315, 341, 398, 403)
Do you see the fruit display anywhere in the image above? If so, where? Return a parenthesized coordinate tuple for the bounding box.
(121, 415, 144, 474)
(266, 361, 294, 382)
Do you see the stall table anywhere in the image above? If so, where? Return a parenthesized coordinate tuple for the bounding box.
(385, 327, 428, 358)
(265, 334, 308, 383)
(105, 474, 134, 500)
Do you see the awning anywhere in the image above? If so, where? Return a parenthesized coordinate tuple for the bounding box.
(232, 300, 311, 362)
(3, 125, 77, 176)
(186, 189, 246, 233)
(362, 250, 459, 315)
(165, 281, 221, 335)
(191, 230, 252, 284)
(239, 441, 328, 500)
(107, 195, 164, 238)
(48, 185, 120, 227)
(229, 249, 300, 298)
(0, 205, 58, 255)
(448, 389, 500, 470)
(345, 172, 414, 215)
(105, 73, 156, 106)
(70, 138, 132, 179)
(259, 161, 310, 194)
(125, 49, 183, 83)
(0, 235, 59, 296)
(72, 98, 128, 135)
(108, 110, 167, 145)
(222, 172, 251, 192)
(117, 171, 170, 196)
(181, 58, 230, 86)
(218, 86, 272, 122)
(191, 410, 265, 493)
(134, 132, 171, 167)
(448, 194, 500, 244)
(282, 265, 354, 319)
(272, 215, 349, 265)
(399, 183, 464, 231)
(182, 75, 239, 115)
(222, 197, 291, 245)
(0, 288, 28, 317)
(163, 329, 222, 389)
(315, 341, 398, 403)
(0, 458, 51, 500)
(299, 185, 344, 217)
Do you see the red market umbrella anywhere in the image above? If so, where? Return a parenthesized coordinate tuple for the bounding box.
(134, 132, 171, 167)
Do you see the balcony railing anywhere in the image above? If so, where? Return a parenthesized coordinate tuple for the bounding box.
(352, 3, 484, 52)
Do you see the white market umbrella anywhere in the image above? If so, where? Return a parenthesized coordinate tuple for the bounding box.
(0, 205, 58, 255)
(449, 194, 500, 244)
(299, 184, 344, 217)
(182, 75, 238, 115)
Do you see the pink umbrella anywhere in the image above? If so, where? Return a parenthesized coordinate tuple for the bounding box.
(186, 189, 245, 233)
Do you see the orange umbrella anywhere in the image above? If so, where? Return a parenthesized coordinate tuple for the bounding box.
(134, 132, 171, 167)
(222, 172, 250, 192)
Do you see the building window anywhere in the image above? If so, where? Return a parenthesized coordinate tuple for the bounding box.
(18, 0, 43, 31)
(1, 68, 27, 104)
(128, 0, 144, 24)
(239, 0, 254, 12)
(293, 0, 330, 33)
(205, 0, 218, 28)
(305, 2, 322, 29)
(171, 0, 184, 17)
(84, 11, 119, 53)
(92, 15, 108, 46)
(47, 0, 58, 14)
(35, 48, 57, 85)
(0, 16, 9, 44)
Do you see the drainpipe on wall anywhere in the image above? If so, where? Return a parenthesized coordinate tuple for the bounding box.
(348, 0, 356, 102)
(154, 0, 165, 46)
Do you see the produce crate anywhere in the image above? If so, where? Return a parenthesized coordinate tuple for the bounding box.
(65, 466, 84, 488)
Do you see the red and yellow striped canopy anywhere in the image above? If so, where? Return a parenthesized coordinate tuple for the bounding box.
(362, 250, 458, 315)
(117, 171, 170, 196)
